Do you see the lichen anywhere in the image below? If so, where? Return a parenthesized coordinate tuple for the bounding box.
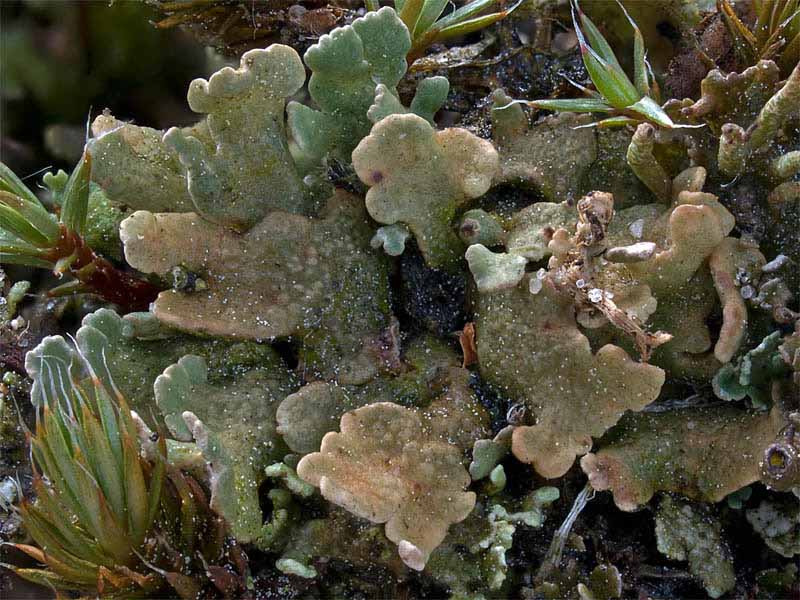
(582, 404, 786, 510)
(713, 330, 790, 409)
(6, 4, 800, 596)
(89, 112, 195, 213)
(297, 402, 476, 570)
(747, 495, 800, 558)
(475, 273, 664, 479)
(491, 90, 596, 202)
(154, 354, 292, 544)
(655, 496, 736, 599)
(287, 7, 411, 172)
(121, 191, 391, 380)
(353, 113, 499, 268)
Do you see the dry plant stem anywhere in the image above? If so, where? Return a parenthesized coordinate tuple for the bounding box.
(539, 482, 594, 579)
(554, 192, 671, 361)
(45, 224, 160, 312)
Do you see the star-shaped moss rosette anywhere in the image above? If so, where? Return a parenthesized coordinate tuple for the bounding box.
(154, 354, 293, 545)
(717, 0, 800, 77)
(15, 319, 249, 597)
(353, 113, 499, 268)
(0, 153, 160, 312)
(297, 402, 476, 571)
(500, 0, 697, 129)
(120, 191, 391, 380)
(581, 404, 786, 511)
(396, 0, 523, 62)
(475, 274, 665, 479)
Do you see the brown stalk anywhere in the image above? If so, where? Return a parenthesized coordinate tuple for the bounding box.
(44, 225, 161, 312)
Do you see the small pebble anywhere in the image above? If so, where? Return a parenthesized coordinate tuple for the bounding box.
(762, 254, 789, 273)
(529, 277, 543, 295)
(629, 218, 645, 239)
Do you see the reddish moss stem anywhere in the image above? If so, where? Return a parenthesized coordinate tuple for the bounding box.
(45, 225, 161, 312)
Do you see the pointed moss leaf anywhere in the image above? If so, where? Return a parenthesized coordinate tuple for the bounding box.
(593, 115, 641, 128)
(164, 45, 313, 231)
(528, 98, 613, 113)
(59, 149, 91, 235)
(0, 190, 59, 243)
(585, 50, 641, 109)
(0, 161, 40, 206)
(0, 230, 46, 263)
(0, 253, 50, 268)
(288, 7, 411, 170)
(435, 0, 510, 30)
(0, 197, 53, 248)
(399, 0, 425, 31)
(155, 355, 292, 544)
(414, 0, 449, 37)
(615, 0, 650, 96)
(433, 7, 521, 42)
(627, 96, 675, 128)
(573, 0, 623, 72)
